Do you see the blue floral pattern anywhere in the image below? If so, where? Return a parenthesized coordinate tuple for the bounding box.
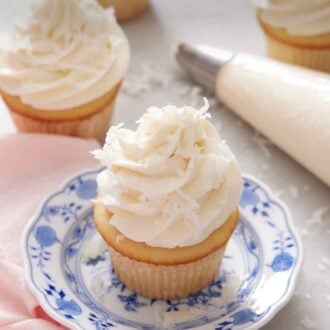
(24, 169, 302, 330)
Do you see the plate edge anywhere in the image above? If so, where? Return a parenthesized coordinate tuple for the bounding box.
(21, 166, 103, 330)
(240, 173, 304, 330)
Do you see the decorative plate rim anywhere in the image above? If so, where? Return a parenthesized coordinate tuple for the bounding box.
(22, 167, 303, 330)
(238, 174, 303, 330)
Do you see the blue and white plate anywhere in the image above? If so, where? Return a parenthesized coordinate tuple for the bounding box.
(23, 168, 302, 330)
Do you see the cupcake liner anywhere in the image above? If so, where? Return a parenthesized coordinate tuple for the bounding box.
(9, 95, 116, 143)
(266, 35, 330, 73)
(109, 245, 225, 300)
(97, 0, 148, 22)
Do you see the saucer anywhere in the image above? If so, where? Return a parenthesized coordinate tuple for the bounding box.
(23, 168, 302, 329)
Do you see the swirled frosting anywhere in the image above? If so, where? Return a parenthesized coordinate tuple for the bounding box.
(0, 0, 129, 110)
(93, 100, 242, 248)
(253, 0, 330, 36)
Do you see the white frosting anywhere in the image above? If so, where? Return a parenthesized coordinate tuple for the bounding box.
(253, 0, 330, 36)
(93, 100, 242, 248)
(0, 0, 129, 110)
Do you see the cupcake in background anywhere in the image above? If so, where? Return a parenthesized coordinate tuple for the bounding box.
(97, 0, 149, 22)
(93, 100, 242, 299)
(253, 0, 330, 72)
(0, 0, 130, 142)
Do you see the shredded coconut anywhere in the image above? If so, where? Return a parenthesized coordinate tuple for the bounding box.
(122, 63, 173, 96)
(305, 206, 329, 227)
(252, 131, 272, 158)
(189, 86, 205, 107)
(300, 228, 309, 238)
(289, 185, 299, 199)
(91, 277, 106, 299)
(300, 315, 317, 329)
(317, 264, 326, 271)
(275, 190, 284, 198)
(81, 234, 106, 262)
(261, 163, 269, 171)
(321, 256, 330, 267)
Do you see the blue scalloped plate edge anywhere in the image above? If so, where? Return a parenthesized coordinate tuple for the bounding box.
(239, 173, 303, 330)
(21, 167, 105, 330)
(22, 167, 303, 330)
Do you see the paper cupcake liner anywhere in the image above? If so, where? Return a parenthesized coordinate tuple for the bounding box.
(9, 97, 115, 143)
(97, 0, 148, 22)
(109, 245, 225, 300)
(266, 35, 330, 73)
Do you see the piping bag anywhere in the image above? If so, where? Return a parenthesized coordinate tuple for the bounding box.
(176, 43, 330, 186)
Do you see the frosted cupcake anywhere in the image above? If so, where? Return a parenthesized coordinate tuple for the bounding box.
(97, 0, 149, 22)
(93, 100, 242, 299)
(253, 0, 330, 72)
(0, 0, 130, 141)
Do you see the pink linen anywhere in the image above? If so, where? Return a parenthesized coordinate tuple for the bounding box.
(0, 133, 100, 329)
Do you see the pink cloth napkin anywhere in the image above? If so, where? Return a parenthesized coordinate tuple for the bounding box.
(0, 133, 100, 329)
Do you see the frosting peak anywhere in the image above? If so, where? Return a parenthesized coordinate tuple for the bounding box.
(0, 0, 129, 110)
(93, 100, 242, 248)
(253, 0, 330, 37)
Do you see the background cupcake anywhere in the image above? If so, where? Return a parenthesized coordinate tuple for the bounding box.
(253, 0, 330, 72)
(97, 0, 149, 22)
(0, 0, 130, 142)
(93, 100, 242, 299)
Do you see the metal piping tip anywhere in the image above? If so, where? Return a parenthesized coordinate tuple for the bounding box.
(175, 43, 234, 91)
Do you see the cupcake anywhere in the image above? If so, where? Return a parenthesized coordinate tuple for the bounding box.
(92, 100, 242, 299)
(97, 0, 149, 22)
(0, 0, 130, 142)
(253, 0, 330, 72)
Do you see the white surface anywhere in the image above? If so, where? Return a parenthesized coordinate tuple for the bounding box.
(0, 0, 329, 329)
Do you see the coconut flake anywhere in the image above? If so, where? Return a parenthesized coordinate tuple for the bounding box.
(305, 206, 329, 227)
(289, 185, 299, 199)
(252, 131, 272, 158)
(321, 256, 330, 267)
(261, 163, 269, 171)
(300, 316, 317, 329)
(317, 264, 326, 271)
(189, 86, 204, 108)
(300, 228, 309, 238)
(275, 190, 284, 198)
(122, 63, 172, 96)
(81, 234, 106, 262)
